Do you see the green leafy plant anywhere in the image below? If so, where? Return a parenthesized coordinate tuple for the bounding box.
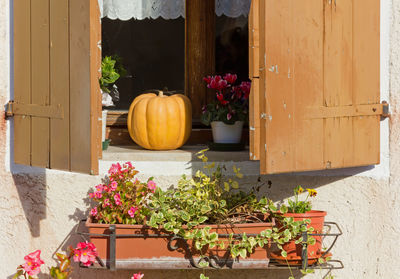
(86, 153, 327, 279)
(100, 55, 126, 93)
(281, 185, 318, 214)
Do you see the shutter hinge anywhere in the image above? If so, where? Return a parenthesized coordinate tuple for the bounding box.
(5, 100, 64, 119)
(5, 100, 13, 119)
(381, 101, 390, 120)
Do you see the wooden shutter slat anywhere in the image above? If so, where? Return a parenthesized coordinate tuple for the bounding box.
(352, 0, 380, 166)
(323, 0, 354, 168)
(31, 0, 50, 168)
(70, 0, 92, 173)
(13, 0, 31, 166)
(249, 0, 259, 79)
(50, 0, 70, 170)
(90, 0, 102, 171)
(257, 0, 381, 174)
(249, 0, 260, 160)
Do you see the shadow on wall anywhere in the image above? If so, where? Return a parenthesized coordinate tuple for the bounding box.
(12, 172, 47, 238)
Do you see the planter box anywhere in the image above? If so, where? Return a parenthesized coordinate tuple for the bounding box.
(85, 218, 275, 269)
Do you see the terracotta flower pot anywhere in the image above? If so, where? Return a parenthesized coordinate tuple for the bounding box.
(271, 210, 327, 265)
(85, 217, 275, 269)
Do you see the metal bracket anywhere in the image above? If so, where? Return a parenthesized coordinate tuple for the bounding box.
(5, 100, 64, 119)
(305, 101, 390, 120)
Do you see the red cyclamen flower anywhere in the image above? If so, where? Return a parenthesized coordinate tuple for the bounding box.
(73, 241, 98, 267)
(209, 76, 228, 91)
(22, 250, 45, 277)
(223, 73, 237, 84)
(217, 93, 229, 105)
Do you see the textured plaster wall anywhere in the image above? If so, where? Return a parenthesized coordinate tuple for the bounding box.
(1, 1, 400, 279)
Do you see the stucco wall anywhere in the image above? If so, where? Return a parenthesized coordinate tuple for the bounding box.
(1, 1, 400, 279)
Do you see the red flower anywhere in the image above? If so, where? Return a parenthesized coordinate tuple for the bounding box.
(223, 73, 237, 84)
(240, 81, 251, 100)
(203, 76, 212, 84)
(209, 76, 228, 91)
(22, 250, 44, 277)
(73, 242, 98, 267)
(217, 93, 229, 105)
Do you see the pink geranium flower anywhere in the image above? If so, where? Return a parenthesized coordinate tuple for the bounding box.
(73, 241, 98, 267)
(108, 163, 122, 175)
(22, 250, 44, 277)
(90, 207, 98, 217)
(114, 193, 122, 206)
(128, 206, 138, 218)
(147, 181, 157, 193)
(110, 181, 118, 191)
(132, 272, 144, 279)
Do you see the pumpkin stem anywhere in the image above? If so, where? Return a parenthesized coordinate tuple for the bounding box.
(158, 90, 164, 97)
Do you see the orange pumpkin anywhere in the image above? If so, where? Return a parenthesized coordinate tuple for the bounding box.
(127, 91, 192, 150)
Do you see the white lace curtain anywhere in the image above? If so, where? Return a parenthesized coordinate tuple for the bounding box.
(99, 0, 251, 21)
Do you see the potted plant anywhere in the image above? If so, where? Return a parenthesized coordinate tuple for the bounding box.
(99, 55, 127, 150)
(83, 153, 334, 279)
(270, 186, 326, 266)
(201, 74, 251, 144)
(85, 150, 277, 270)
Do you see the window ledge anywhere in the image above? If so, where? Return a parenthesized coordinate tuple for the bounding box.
(102, 145, 251, 162)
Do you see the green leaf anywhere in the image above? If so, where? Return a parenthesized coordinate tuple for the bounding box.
(201, 205, 212, 214)
(280, 204, 288, 214)
(198, 261, 209, 268)
(209, 232, 218, 241)
(239, 248, 247, 259)
(231, 181, 239, 189)
(198, 216, 208, 224)
(224, 182, 230, 192)
(281, 250, 288, 258)
(200, 274, 210, 279)
(12, 270, 23, 279)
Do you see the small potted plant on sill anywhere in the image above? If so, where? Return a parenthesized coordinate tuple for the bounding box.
(99, 55, 127, 150)
(270, 186, 327, 266)
(201, 74, 251, 145)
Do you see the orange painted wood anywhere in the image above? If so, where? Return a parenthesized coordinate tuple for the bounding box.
(249, 0, 260, 160)
(50, 0, 70, 170)
(258, 0, 380, 174)
(90, 0, 102, 170)
(249, 0, 260, 79)
(185, 0, 215, 119)
(13, 0, 31, 166)
(258, 0, 267, 172)
(352, 0, 380, 166)
(249, 78, 260, 160)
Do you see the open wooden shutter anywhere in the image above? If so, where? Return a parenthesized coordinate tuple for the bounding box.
(249, 0, 260, 161)
(250, 0, 383, 174)
(13, 0, 102, 174)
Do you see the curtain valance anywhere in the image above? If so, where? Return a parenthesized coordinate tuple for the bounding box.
(99, 0, 251, 20)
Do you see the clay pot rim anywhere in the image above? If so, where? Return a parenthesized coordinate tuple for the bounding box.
(280, 210, 327, 218)
(85, 216, 276, 229)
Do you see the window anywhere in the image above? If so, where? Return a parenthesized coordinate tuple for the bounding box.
(12, 0, 385, 175)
